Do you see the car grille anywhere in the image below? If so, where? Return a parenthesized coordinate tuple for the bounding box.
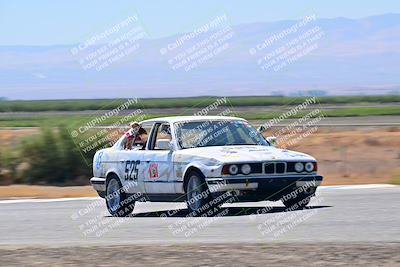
(264, 162, 287, 174)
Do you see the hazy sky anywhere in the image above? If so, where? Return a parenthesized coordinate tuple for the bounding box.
(1, 0, 400, 45)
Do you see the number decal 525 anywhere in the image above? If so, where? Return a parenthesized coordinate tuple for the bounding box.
(124, 160, 140, 181)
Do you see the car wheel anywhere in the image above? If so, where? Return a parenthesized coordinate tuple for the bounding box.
(282, 193, 312, 210)
(186, 171, 211, 215)
(105, 175, 135, 217)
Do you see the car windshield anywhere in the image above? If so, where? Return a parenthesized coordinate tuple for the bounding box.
(175, 120, 269, 149)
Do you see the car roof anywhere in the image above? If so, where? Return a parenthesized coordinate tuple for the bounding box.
(140, 115, 246, 124)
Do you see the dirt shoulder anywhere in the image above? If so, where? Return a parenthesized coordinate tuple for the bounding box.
(1, 243, 399, 267)
(0, 185, 96, 199)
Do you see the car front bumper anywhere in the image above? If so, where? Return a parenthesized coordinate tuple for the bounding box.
(206, 175, 323, 196)
(90, 177, 106, 193)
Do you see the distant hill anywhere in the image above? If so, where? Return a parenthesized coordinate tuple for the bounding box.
(1, 14, 400, 100)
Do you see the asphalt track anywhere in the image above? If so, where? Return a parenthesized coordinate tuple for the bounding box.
(0, 184, 399, 246)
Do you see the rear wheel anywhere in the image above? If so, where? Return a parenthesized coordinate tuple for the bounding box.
(106, 175, 135, 217)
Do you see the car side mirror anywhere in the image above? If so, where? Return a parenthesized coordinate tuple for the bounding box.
(257, 125, 266, 133)
(266, 136, 277, 147)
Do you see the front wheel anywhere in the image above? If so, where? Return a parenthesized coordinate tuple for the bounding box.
(105, 176, 135, 217)
(186, 171, 212, 215)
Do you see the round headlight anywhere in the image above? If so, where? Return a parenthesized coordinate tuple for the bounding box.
(305, 162, 314, 172)
(241, 164, 251, 175)
(294, 162, 304, 172)
(229, 164, 239, 175)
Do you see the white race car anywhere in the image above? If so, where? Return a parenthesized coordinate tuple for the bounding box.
(91, 116, 323, 216)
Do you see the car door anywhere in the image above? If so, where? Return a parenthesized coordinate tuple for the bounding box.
(142, 122, 175, 195)
(117, 149, 145, 194)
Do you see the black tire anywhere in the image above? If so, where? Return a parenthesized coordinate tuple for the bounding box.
(185, 171, 213, 216)
(105, 175, 135, 217)
(282, 193, 312, 210)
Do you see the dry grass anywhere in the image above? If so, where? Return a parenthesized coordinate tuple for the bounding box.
(276, 126, 400, 185)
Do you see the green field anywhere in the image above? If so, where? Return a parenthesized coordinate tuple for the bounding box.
(1, 106, 400, 127)
(1, 95, 400, 112)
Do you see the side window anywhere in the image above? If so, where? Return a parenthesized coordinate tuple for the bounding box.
(149, 123, 172, 150)
(118, 123, 153, 150)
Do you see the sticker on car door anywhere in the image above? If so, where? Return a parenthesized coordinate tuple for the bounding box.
(149, 163, 158, 178)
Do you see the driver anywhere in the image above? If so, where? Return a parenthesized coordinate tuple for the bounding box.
(124, 121, 147, 149)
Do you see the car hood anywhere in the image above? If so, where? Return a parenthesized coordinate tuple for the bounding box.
(176, 145, 315, 163)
